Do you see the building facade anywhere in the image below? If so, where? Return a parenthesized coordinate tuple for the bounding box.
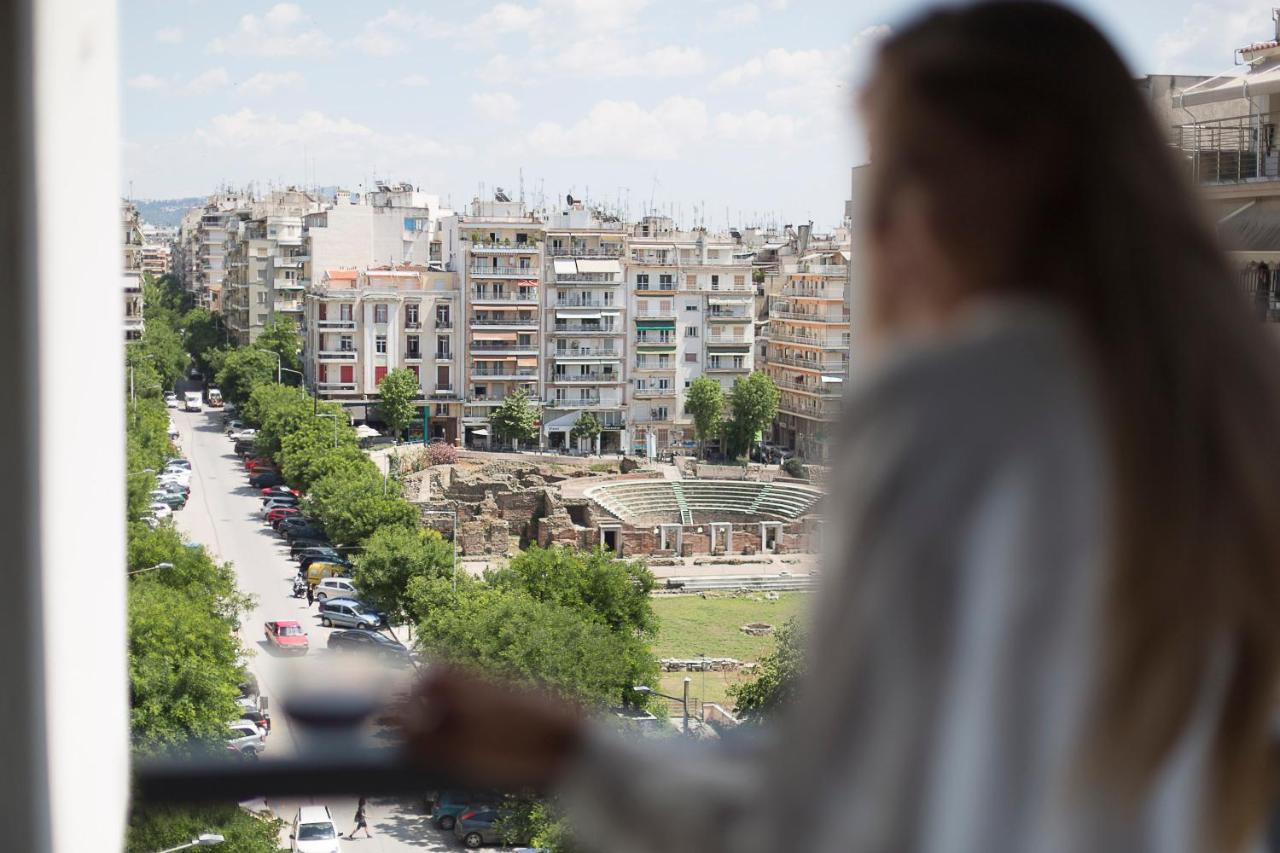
(122, 200, 143, 342)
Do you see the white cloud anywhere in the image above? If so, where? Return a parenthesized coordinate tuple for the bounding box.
(713, 109, 803, 143)
(128, 74, 168, 91)
(548, 38, 707, 78)
(712, 4, 761, 30)
(519, 97, 709, 159)
(1155, 1, 1260, 73)
(642, 46, 708, 76)
(240, 71, 304, 97)
(209, 3, 332, 57)
(767, 0, 789, 8)
(184, 68, 231, 95)
(471, 92, 520, 121)
(352, 29, 404, 57)
(473, 2, 546, 34)
(398, 74, 431, 88)
(154, 27, 183, 45)
(711, 26, 889, 91)
(350, 8, 449, 57)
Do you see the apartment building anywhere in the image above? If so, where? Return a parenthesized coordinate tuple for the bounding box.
(542, 201, 628, 452)
(627, 215, 754, 454)
(457, 196, 544, 448)
(122, 200, 144, 342)
(303, 266, 462, 443)
(764, 249, 850, 461)
(222, 189, 321, 345)
(191, 190, 252, 312)
(140, 224, 173, 277)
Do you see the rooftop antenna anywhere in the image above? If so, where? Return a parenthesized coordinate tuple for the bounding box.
(519, 167, 524, 204)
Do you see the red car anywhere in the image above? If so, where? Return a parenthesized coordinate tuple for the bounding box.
(266, 507, 301, 524)
(261, 486, 300, 497)
(245, 457, 274, 471)
(263, 620, 308, 654)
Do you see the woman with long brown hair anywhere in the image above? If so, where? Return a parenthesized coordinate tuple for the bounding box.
(406, 3, 1280, 850)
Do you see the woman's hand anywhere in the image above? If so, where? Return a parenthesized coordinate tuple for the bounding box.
(401, 665, 586, 792)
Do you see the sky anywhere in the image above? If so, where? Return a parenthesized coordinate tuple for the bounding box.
(121, 0, 1276, 228)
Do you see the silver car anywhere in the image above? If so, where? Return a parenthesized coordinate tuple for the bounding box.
(226, 720, 265, 757)
(317, 598, 385, 630)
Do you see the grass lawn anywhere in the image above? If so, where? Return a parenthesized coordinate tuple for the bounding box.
(650, 592, 809, 709)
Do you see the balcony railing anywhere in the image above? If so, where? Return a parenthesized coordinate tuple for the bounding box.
(633, 386, 677, 398)
(707, 361, 751, 372)
(469, 265, 539, 278)
(316, 350, 358, 361)
(317, 319, 357, 330)
(706, 334, 750, 345)
(633, 311, 677, 320)
(768, 353, 846, 372)
(431, 384, 455, 394)
(633, 282, 678, 292)
(471, 315, 538, 327)
(779, 395, 843, 419)
(634, 335, 676, 345)
(770, 309, 847, 323)
(551, 372, 618, 383)
(633, 362, 674, 371)
(707, 311, 752, 322)
(782, 283, 845, 299)
(470, 241, 537, 252)
(767, 329, 850, 349)
(1174, 112, 1280, 184)
(433, 319, 452, 329)
(554, 323, 621, 334)
(317, 382, 357, 392)
(773, 376, 842, 396)
(470, 290, 538, 303)
(549, 395, 604, 407)
(436, 351, 452, 360)
(471, 368, 538, 378)
(404, 351, 424, 361)
(470, 342, 537, 353)
(556, 298, 613, 308)
(548, 246, 624, 257)
(404, 320, 422, 330)
(555, 347, 620, 359)
(794, 264, 848, 276)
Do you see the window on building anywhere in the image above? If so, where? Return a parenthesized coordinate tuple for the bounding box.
(256, 291, 266, 304)
(653, 406, 669, 421)
(637, 274, 650, 286)
(660, 274, 673, 286)
(376, 335, 387, 354)
(708, 250, 720, 259)
(685, 303, 698, 311)
(734, 274, 746, 288)
(711, 275, 720, 290)
(256, 313, 268, 325)
(374, 304, 388, 324)
(658, 353, 671, 367)
(686, 274, 697, 288)
(339, 304, 353, 321)
(406, 304, 419, 325)
(339, 335, 353, 352)
(685, 352, 698, 363)
(407, 335, 420, 355)
(686, 326, 699, 337)
(685, 380, 692, 388)
(435, 403, 449, 416)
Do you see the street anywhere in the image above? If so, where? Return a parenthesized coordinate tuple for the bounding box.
(170, 405, 450, 851)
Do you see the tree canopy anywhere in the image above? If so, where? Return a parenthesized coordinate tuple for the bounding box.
(490, 388, 540, 448)
(180, 307, 225, 376)
(685, 377, 725, 458)
(214, 348, 278, 405)
(353, 526, 453, 626)
(570, 411, 601, 446)
(726, 371, 780, 459)
(253, 315, 302, 375)
(305, 465, 419, 546)
(727, 616, 806, 722)
(126, 804, 282, 853)
(377, 367, 421, 440)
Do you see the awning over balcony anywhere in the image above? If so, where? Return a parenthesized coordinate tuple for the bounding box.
(553, 259, 578, 275)
(1218, 199, 1280, 251)
(473, 332, 517, 341)
(517, 357, 538, 367)
(473, 355, 515, 362)
(1178, 60, 1280, 107)
(577, 259, 622, 274)
(635, 319, 675, 329)
(708, 297, 748, 306)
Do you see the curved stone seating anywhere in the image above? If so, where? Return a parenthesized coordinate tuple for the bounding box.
(586, 479, 822, 524)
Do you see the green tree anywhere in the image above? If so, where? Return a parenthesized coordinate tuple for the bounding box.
(377, 368, 421, 441)
(352, 526, 453, 627)
(126, 397, 175, 520)
(126, 803, 283, 853)
(727, 616, 806, 722)
(181, 307, 225, 375)
(570, 411, 601, 450)
(252, 315, 302, 375)
(490, 387, 540, 449)
(685, 377, 725, 459)
(305, 466, 419, 545)
(725, 371, 780, 459)
(279, 439, 366, 492)
(215, 348, 278, 406)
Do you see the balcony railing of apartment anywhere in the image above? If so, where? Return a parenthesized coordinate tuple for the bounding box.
(317, 382, 357, 392)
(554, 323, 621, 334)
(404, 351, 423, 361)
(404, 320, 422, 330)
(773, 377, 843, 396)
(276, 302, 304, 312)
(633, 310, 677, 320)
(770, 309, 847, 323)
(317, 319, 357, 330)
(552, 372, 618, 383)
(470, 342, 537, 353)
(556, 297, 615, 308)
(780, 395, 843, 418)
(706, 362, 751, 372)
(471, 368, 538, 378)
(633, 386, 677, 398)
(1174, 112, 1280, 184)
(548, 246, 625, 257)
(708, 311, 752, 322)
(470, 241, 538, 251)
(468, 394, 543, 405)
(471, 315, 538, 327)
(706, 333, 750, 345)
(433, 319, 452, 329)
(470, 290, 539, 302)
(317, 350, 358, 361)
(550, 395, 604, 407)
(633, 361, 675, 372)
(634, 334, 676, 345)
(435, 350, 453, 360)
(633, 282, 678, 293)
(629, 252, 675, 265)
(554, 347, 620, 358)
(469, 265, 539, 277)
(782, 283, 845, 299)
(767, 329, 850, 349)
(431, 384, 455, 395)
(553, 273, 620, 287)
(768, 353, 847, 372)
(795, 263, 849, 277)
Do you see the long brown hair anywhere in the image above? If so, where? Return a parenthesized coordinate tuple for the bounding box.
(864, 2, 1280, 848)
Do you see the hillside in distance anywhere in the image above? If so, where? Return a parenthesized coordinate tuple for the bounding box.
(133, 197, 204, 228)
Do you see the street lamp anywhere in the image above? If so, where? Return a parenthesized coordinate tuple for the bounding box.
(316, 412, 339, 448)
(270, 350, 305, 386)
(152, 833, 225, 852)
(632, 678, 694, 737)
(129, 561, 174, 576)
(422, 509, 459, 591)
(128, 468, 156, 478)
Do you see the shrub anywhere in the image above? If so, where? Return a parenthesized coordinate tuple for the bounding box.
(425, 441, 458, 466)
(782, 457, 806, 479)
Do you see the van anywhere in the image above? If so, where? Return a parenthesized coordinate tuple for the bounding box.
(206, 387, 223, 407)
(290, 805, 339, 853)
(183, 391, 202, 412)
(306, 562, 350, 586)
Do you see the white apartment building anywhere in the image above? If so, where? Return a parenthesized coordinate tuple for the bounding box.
(764, 249, 850, 461)
(192, 190, 252, 312)
(627, 216, 755, 454)
(122, 200, 143, 342)
(457, 196, 544, 448)
(140, 225, 173, 277)
(542, 202, 628, 452)
(303, 266, 462, 443)
(222, 189, 321, 345)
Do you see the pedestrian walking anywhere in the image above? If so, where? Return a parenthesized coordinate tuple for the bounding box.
(348, 797, 372, 838)
(305, 585, 314, 607)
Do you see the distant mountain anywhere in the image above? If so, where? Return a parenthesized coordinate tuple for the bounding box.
(134, 197, 205, 228)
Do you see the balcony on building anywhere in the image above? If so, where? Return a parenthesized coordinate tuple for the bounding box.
(706, 359, 752, 373)
(317, 381, 357, 393)
(768, 351, 847, 373)
(468, 240, 537, 253)
(469, 264, 539, 279)
(275, 299, 304, 313)
(782, 280, 846, 300)
(633, 384, 678, 398)
(471, 310, 538, 328)
(553, 317, 622, 335)
(317, 317, 358, 331)
(779, 393, 843, 420)
(471, 359, 538, 380)
(470, 287, 538, 304)
(548, 244, 624, 258)
(629, 248, 676, 266)
(770, 304, 849, 323)
(404, 350, 424, 362)
(470, 332, 537, 354)
(771, 374, 844, 396)
(552, 370, 619, 384)
(551, 258, 623, 285)
(707, 302, 753, 322)
(555, 294, 615, 309)
(549, 394, 604, 408)
(553, 345, 620, 359)
(317, 348, 358, 361)
(634, 307, 678, 321)
(766, 326, 850, 349)
(431, 384, 456, 396)
(430, 317, 450, 330)
(633, 358, 675, 372)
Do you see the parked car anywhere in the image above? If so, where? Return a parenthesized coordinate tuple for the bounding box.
(299, 552, 345, 571)
(163, 392, 179, 409)
(226, 720, 265, 758)
(235, 693, 271, 735)
(166, 421, 179, 440)
(262, 485, 300, 498)
(454, 808, 502, 849)
(223, 418, 244, 434)
(149, 490, 186, 510)
(283, 524, 325, 543)
(278, 516, 320, 534)
(431, 791, 500, 831)
(157, 482, 189, 499)
(306, 562, 351, 587)
(267, 507, 301, 525)
(207, 387, 224, 408)
(290, 805, 339, 853)
(183, 391, 203, 412)
(250, 471, 285, 488)
(245, 455, 274, 470)
(230, 428, 258, 441)
(264, 620, 309, 654)
(327, 629, 412, 662)
(165, 457, 191, 469)
(233, 439, 257, 456)
(313, 577, 357, 601)
(317, 598, 385, 630)
(262, 497, 299, 515)
(290, 539, 333, 559)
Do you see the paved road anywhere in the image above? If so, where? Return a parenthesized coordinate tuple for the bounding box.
(170, 405, 450, 851)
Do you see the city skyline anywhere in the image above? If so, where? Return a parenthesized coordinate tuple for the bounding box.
(123, 0, 1260, 227)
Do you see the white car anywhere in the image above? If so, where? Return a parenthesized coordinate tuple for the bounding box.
(291, 805, 340, 853)
(159, 469, 191, 485)
(314, 577, 357, 601)
(167, 421, 179, 439)
(226, 720, 265, 758)
(163, 392, 179, 409)
(147, 502, 172, 520)
(230, 428, 258, 441)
